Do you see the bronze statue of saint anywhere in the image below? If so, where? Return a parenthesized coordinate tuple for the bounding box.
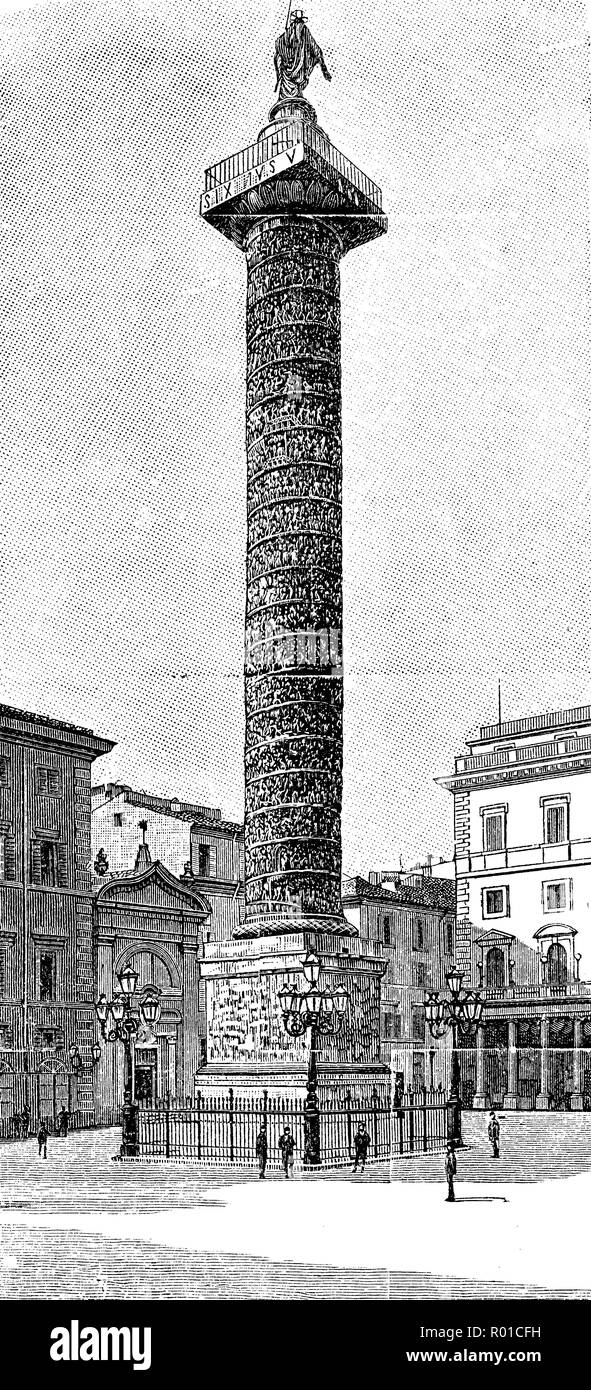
(274, 9, 331, 100)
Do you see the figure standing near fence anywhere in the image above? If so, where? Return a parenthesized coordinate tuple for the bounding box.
(488, 1111, 500, 1158)
(278, 1124, 296, 1178)
(255, 1125, 268, 1179)
(352, 1123, 370, 1173)
(37, 1121, 48, 1159)
(22, 1103, 31, 1138)
(445, 1144, 456, 1201)
(58, 1106, 69, 1138)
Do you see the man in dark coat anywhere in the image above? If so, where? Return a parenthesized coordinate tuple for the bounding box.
(58, 1106, 69, 1138)
(278, 1125, 296, 1178)
(255, 1126, 268, 1179)
(37, 1121, 48, 1159)
(21, 1103, 31, 1138)
(352, 1123, 370, 1173)
(488, 1111, 500, 1158)
(445, 1144, 457, 1201)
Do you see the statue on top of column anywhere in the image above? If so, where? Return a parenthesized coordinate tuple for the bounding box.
(274, 8, 332, 100)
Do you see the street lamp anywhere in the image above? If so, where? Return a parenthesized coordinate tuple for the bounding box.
(425, 967, 483, 1145)
(94, 967, 162, 1156)
(279, 950, 348, 1167)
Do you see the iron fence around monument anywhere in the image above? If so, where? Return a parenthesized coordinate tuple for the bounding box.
(135, 1086, 449, 1167)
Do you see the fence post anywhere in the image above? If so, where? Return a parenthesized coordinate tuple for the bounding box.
(398, 1106, 404, 1155)
(229, 1087, 234, 1163)
(371, 1087, 379, 1155)
(422, 1084, 427, 1153)
(165, 1091, 171, 1159)
(346, 1090, 352, 1160)
(197, 1090, 202, 1161)
(408, 1088, 415, 1152)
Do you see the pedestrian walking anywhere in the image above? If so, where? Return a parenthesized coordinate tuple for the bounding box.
(278, 1125, 296, 1178)
(445, 1144, 457, 1201)
(21, 1103, 31, 1138)
(58, 1106, 69, 1138)
(488, 1111, 500, 1158)
(37, 1121, 48, 1159)
(255, 1125, 268, 1179)
(352, 1122, 370, 1173)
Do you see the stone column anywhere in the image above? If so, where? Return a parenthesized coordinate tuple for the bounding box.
(244, 215, 343, 930)
(472, 1025, 488, 1109)
(503, 1018, 519, 1109)
(571, 1018, 583, 1110)
(536, 1015, 550, 1109)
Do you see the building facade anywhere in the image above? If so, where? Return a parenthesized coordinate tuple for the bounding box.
(0, 703, 114, 1131)
(91, 783, 244, 941)
(342, 873, 456, 1087)
(438, 703, 591, 1110)
(92, 852, 210, 1123)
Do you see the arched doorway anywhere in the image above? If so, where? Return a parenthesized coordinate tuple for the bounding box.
(486, 947, 505, 990)
(547, 942, 568, 987)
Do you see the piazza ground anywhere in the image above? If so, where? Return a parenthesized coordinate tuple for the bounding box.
(0, 1113, 589, 1299)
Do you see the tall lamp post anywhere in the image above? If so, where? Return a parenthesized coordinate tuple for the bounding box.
(425, 965, 483, 1146)
(278, 951, 348, 1167)
(94, 964, 161, 1157)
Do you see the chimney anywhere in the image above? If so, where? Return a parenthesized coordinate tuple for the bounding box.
(368, 871, 380, 886)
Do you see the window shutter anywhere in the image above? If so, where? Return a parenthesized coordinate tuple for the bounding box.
(3, 837, 16, 881)
(0, 952, 5, 996)
(30, 840, 42, 884)
(505, 886, 510, 918)
(209, 844, 218, 879)
(56, 842, 68, 888)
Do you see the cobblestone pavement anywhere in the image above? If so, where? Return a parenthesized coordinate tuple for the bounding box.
(0, 1113, 589, 1299)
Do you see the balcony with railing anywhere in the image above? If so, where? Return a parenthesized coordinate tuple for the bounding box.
(481, 981, 591, 1002)
(454, 733, 591, 777)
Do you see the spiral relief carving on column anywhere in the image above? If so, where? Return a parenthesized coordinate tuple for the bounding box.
(243, 216, 345, 930)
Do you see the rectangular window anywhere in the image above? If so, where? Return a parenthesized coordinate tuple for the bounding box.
(484, 812, 505, 852)
(544, 801, 567, 845)
(411, 1006, 425, 1042)
(198, 844, 211, 877)
(39, 953, 55, 1002)
(412, 918, 425, 950)
(0, 756, 8, 786)
(36, 767, 61, 796)
(412, 961, 428, 988)
(482, 886, 510, 919)
(445, 920, 454, 955)
(114, 813, 123, 827)
(383, 1011, 392, 1040)
(546, 881, 566, 912)
(383, 916, 391, 946)
(40, 842, 57, 887)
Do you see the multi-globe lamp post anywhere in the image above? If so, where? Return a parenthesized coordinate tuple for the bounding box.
(424, 965, 483, 1145)
(278, 950, 348, 1166)
(94, 964, 161, 1157)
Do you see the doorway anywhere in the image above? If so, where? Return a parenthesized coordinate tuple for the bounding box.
(134, 1049, 157, 1104)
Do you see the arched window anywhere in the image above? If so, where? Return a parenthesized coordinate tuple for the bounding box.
(547, 941, 567, 986)
(127, 951, 174, 990)
(486, 947, 505, 990)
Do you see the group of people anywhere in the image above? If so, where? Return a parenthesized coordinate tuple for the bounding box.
(247, 289, 340, 338)
(248, 221, 336, 267)
(248, 496, 338, 547)
(10, 1105, 70, 1154)
(247, 532, 340, 580)
(248, 425, 339, 470)
(245, 769, 343, 815)
(245, 872, 339, 916)
(246, 702, 340, 747)
(247, 324, 338, 375)
(247, 255, 337, 303)
(255, 1123, 372, 1179)
(245, 735, 342, 779)
(247, 463, 340, 513)
(247, 393, 340, 439)
(245, 671, 343, 715)
(247, 562, 337, 610)
(246, 361, 337, 412)
(245, 627, 342, 678)
(444, 1111, 502, 1202)
(247, 841, 339, 880)
(245, 805, 337, 847)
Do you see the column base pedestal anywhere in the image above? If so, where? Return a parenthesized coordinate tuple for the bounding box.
(535, 1092, 550, 1111)
(502, 1092, 519, 1110)
(570, 1092, 584, 1111)
(472, 1093, 489, 1110)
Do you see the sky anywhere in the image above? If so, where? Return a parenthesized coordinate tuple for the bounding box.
(0, 0, 589, 874)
